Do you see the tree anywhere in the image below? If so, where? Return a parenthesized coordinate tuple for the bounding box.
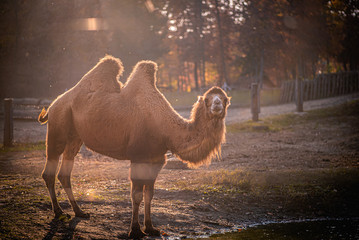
(238, 0, 286, 85)
(0, 0, 168, 98)
(103, 0, 168, 75)
(160, 0, 208, 91)
(213, 0, 229, 87)
(329, 0, 359, 71)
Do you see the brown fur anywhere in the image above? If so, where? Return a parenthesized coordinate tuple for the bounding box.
(41, 56, 229, 165)
(78, 54, 124, 93)
(39, 55, 229, 235)
(173, 86, 229, 167)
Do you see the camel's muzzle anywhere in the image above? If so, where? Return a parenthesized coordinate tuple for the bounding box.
(211, 105, 223, 115)
(210, 95, 224, 115)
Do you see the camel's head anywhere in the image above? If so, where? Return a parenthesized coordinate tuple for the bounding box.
(199, 87, 230, 119)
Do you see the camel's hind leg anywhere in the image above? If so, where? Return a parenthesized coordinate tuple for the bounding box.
(57, 138, 89, 218)
(42, 132, 66, 218)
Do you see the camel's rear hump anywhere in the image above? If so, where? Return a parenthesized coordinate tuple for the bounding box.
(125, 60, 158, 88)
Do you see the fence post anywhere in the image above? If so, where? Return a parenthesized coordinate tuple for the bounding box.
(295, 77, 303, 112)
(280, 83, 284, 103)
(3, 98, 14, 147)
(251, 83, 259, 121)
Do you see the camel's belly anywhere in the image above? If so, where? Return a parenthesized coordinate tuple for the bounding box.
(85, 143, 166, 163)
(83, 141, 129, 160)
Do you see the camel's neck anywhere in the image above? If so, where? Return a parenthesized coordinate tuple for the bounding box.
(167, 102, 226, 167)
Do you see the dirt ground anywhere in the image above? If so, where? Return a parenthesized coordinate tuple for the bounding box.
(1, 97, 359, 239)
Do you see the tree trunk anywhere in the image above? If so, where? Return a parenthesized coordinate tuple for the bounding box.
(312, 60, 316, 79)
(168, 73, 172, 90)
(194, 61, 199, 91)
(194, 0, 204, 90)
(185, 61, 190, 91)
(197, 0, 206, 89)
(201, 59, 206, 89)
(258, 49, 264, 89)
(214, 0, 228, 87)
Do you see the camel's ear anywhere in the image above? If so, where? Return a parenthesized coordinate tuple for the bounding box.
(197, 96, 204, 103)
(227, 97, 231, 106)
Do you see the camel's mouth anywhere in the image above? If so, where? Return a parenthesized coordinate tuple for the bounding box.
(211, 105, 223, 115)
(209, 95, 225, 116)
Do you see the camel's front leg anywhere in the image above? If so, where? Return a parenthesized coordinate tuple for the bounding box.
(129, 180, 146, 239)
(128, 163, 163, 238)
(143, 181, 161, 236)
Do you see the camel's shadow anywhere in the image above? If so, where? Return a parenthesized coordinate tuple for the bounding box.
(43, 217, 81, 240)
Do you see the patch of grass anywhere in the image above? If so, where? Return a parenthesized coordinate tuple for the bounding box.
(247, 168, 359, 216)
(172, 168, 359, 216)
(260, 88, 282, 106)
(173, 169, 252, 194)
(226, 89, 250, 107)
(227, 114, 299, 133)
(201, 169, 252, 192)
(304, 99, 359, 120)
(227, 99, 359, 133)
(227, 88, 281, 108)
(0, 141, 46, 153)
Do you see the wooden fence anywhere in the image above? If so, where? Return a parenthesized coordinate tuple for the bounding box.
(280, 71, 359, 103)
(0, 98, 51, 120)
(1, 98, 51, 146)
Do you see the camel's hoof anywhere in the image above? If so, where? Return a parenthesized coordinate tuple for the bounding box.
(75, 211, 90, 219)
(128, 228, 147, 239)
(144, 226, 161, 236)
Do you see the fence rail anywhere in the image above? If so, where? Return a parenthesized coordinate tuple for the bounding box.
(1, 98, 52, 146)
(280, 71, 359, 103)
(0, 98, 51, 120)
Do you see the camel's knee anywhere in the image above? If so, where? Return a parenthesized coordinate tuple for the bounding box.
(144, 181, 155, 200)
(42, 172, 55, 187)
(42, 159, 59, 185)
(132, 191, 143, 205)
(57, 173, 71, 188)
(130, 161, 162, 207)
(58, 158, 75, 187)
(131, 180, 144, 204)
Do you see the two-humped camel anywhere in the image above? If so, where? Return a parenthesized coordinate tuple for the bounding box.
(38, 55, 230, 238)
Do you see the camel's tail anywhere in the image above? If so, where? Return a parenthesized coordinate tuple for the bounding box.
(38, 108, 48, 125)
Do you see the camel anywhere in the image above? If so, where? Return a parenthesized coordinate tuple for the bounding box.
(38, 55, 230, 238)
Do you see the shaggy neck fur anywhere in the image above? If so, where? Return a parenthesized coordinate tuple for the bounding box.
(169, 98, 226, 168)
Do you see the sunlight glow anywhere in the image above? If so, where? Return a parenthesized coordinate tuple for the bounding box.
(86, 188, 97, 201)
(145, 0, 155, 13)
(169, 25, 177, 32)
(87, 18, 98, 31)
(73, 18, 108, 31)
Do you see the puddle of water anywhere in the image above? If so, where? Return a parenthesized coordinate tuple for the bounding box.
(208, 219, 359, 240)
